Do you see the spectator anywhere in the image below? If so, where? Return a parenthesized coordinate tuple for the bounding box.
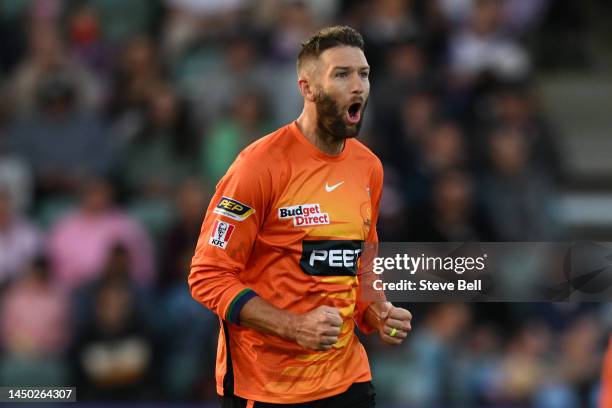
(70, 274, 157, 401)
(0, 153, 33, 217)
(553, 316, 602, 406)
(489, 322, 552, 405)
(48, 178, 154, 290)
(410, 169, 494, 241)
(406, 120, 468, 204)
(159, 285, 217, 400)
(361, 0, 420, 50)
(371, 303, 471, 406)
(160, 0, 247, 67)
(200, 89, 272, 185)
(0, 190, 42, 287)
(267, 0, 316, 63)
(158, 179, 209, 290)
(82, 0, 158, 46)
(158, 195, 218, 399)
(10, 20, 101, 115)
(459, 324, 505, 406)
(71, 243, 155, 343)
(121, 83, 199, 198)
(67, 4, 111, 77)
(107, 35, 164, 124)
(372, 41, 430, 113)
(377, 167, 410, 241)
(448, 0, 530, 85)
(480, 126, 558, 240)
(487, 82, 562, 180)
(8, 72, 117, 198)
(375, 87, 439, 178)
(0, 256, 70, 386)
(188, 36, 271, 125)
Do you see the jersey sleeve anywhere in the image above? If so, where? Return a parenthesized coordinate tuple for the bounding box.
(189, 154, 270, 325)
(354, 158, 385, 334)
(602, 337, 612, 408)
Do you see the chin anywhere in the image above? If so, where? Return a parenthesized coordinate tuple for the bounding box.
(344, 123, 362, 139)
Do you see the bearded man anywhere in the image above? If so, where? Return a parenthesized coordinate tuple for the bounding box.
(189, 26, 412, 408)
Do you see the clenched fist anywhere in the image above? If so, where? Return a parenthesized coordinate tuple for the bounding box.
(369, 302, 412, 345)
(292, 306, 343, 351)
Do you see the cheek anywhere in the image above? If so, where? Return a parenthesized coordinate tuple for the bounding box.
(321, 81, 339, 97)
(325, 76, 349, 92)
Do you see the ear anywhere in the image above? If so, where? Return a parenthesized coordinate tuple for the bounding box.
(298, 77, 317, 102)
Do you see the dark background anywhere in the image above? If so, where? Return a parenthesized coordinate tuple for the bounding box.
(0, 0, 611, 407)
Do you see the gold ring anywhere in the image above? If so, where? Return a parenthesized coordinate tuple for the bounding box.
(390, 327, 398, 337)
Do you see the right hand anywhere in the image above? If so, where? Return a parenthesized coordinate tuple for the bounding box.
(292, 306, 343, 351)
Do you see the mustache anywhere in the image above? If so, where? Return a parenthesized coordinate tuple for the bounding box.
(314, 91, 367, 140)
(315, 93, 368, 114)
(348, 96, 365, 106)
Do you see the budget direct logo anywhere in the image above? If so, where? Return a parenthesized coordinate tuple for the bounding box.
(278, 204, 330, 227)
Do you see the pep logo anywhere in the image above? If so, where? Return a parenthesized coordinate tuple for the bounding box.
(213, 196, 255, 221)
(219, 199, 244, 212)
(278, 204, 330, 227)
(300, 240, 364, 276)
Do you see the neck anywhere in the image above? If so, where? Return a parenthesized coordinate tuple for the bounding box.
(296, 108, 345, 156)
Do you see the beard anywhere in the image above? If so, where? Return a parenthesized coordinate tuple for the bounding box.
(314, 90, 366, 142)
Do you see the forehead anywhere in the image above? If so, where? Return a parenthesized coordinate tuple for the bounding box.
(318, 46, 368, 70)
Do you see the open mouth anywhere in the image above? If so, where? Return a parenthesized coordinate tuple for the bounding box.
(347, 102, 362, 124)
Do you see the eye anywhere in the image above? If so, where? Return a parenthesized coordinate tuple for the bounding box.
(360, 71, 369, 78)
(336, 71, 348, 78)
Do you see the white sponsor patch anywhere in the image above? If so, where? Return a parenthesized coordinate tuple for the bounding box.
(278, 204, 330, 227)
(209, 220, 235, 249)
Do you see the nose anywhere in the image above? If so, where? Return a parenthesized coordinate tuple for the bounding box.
(350, 72, 364, 95)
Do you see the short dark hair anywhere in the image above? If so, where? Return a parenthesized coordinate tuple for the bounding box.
(297, 26, 365, 73)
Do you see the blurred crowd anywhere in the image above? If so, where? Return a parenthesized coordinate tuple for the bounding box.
(0, 0, 609, 406)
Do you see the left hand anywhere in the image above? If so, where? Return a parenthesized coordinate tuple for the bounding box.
(377, 302, 412, 345)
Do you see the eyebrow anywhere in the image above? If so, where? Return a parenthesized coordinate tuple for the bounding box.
(332, 66, 370, 71)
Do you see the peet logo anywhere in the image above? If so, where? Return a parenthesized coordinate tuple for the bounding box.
(309, 249, 362, 268)
(213, 196, 255, 221)
(300, 240, 364, 276)
(278, 204, 330, 227)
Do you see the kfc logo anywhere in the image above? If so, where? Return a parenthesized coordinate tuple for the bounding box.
(209, 220, 235, 249)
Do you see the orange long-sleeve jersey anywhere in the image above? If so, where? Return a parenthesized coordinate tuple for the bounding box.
(189, 121, 383, 404)
(602, 336, 612, 408)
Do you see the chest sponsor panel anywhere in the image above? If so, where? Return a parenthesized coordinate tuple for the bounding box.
(300, 240, 364, 276)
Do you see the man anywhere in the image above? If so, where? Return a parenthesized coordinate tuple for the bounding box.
(189, 26, 412, 407)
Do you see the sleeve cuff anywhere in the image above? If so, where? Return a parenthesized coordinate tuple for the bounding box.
(225, 288, 258, 324)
